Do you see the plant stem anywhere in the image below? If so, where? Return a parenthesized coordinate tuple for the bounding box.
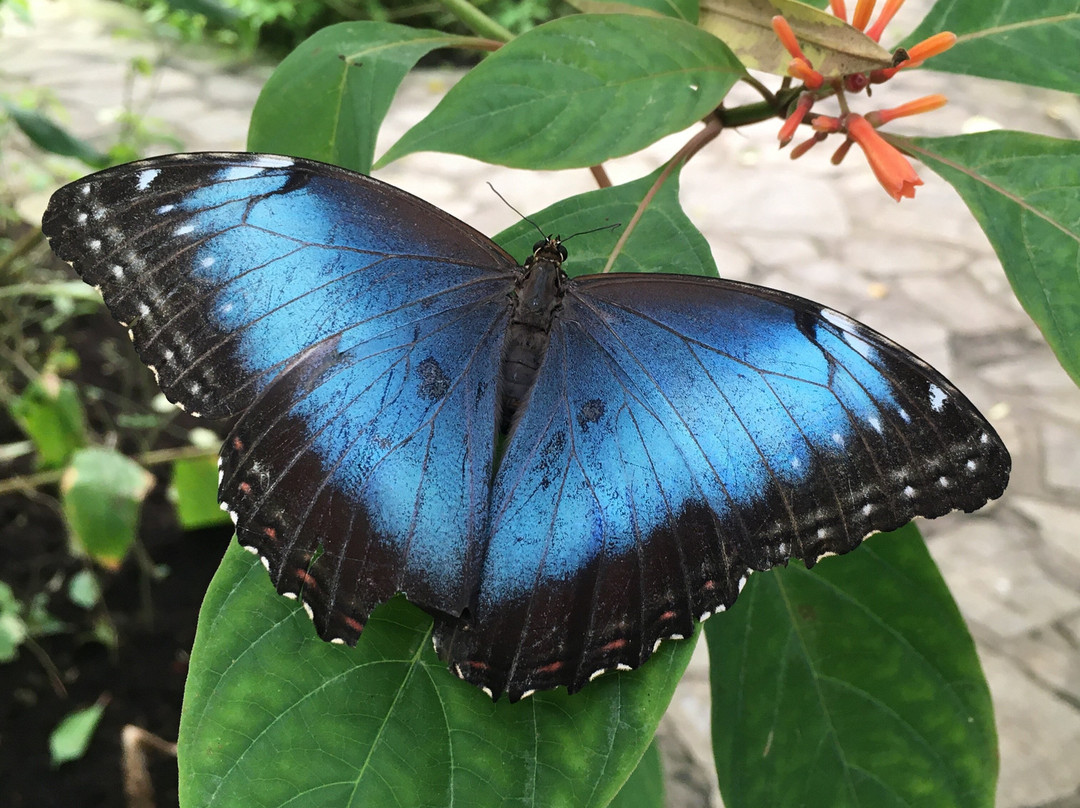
(436, 0, 514, 42)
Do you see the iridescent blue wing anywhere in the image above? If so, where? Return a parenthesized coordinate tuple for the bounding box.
(438, 273, 1009, 700)
(43, 153, 517, 636)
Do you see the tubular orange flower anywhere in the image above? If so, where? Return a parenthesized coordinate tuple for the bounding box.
(845, 113, 923, 200)
(866, 94, 947, 126)
(904, 31, 957, 65)
(831, 138, 855, 165)
(866, 0, 905, 42)
(811, 114, 843, 134)
(778, 94, 816, 146)
(771, 15, 807, 62)
(788, 58, 824, 90)
(852, 0, 876, 31)
(829, 0, 847, 21)
(791, 132, 827, 159)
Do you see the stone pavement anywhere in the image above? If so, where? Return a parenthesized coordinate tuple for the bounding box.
(4, 1, 1079, 805)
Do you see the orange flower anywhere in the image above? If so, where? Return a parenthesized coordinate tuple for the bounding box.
(851, 0, 875, 31)
(865, 0, 905, 42)
(867, 94, 947, 126)
(845, 113, 923, 201)
(772, 16, 825, 89)
(778, 94, 816, 146)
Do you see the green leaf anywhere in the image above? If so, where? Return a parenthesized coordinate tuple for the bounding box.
(379, 14, 743, 170)
(569, 0, 699, 24)
(8, 373, 87, 469)
(698, 0, 892, 77)
(1, 101, 110, 168)
(0, 581, 28, 663)
(61, 448, 155, 569)
(902, 2, 1080, 93)
(50, 703, 106, 766)
(179, 543, 694, 808)
(610, 739, 665, 808)
(249, 22, 473, 173)
(67, 569, 101, 610)
(170, 455, 230, 530)
(495, 166, 718, 279)
(708, 525, 996, 808)
(902, 131, 1080, 386)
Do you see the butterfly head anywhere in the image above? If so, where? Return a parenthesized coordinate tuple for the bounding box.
(529, 235, 568, 266)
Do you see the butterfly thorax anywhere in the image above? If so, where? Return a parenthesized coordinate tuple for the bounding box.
(497, 237, 567, 436)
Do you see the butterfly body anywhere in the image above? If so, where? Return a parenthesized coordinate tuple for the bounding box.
(43, 153, 1010, 701)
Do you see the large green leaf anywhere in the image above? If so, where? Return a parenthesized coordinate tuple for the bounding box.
(495, 167, 718, 278)
(902, 131, 1080, 386)
(698, 0, 891, 77)
(569, 0, 699, 24)
(179, 543, 694, 808)
(379, 14, 743, 170)
(609, 739, 665, 808)
(708, 525, 996, 808)
(249, 22, 474, 173)
(902, 1, 1080, 93)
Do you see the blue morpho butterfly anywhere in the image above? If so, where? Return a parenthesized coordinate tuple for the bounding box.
(43, 153, 1010, 702)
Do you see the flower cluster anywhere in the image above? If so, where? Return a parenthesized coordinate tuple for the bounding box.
(772, 0, 956, 201)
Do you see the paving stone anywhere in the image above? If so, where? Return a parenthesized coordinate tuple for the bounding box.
(900, 272, 1031, 335)
(928, 519, 1080, 640)
(736, 233, 819, 270)
(1012, 497, 1080, 589)
(840, 234, 970, 278)
(682, 169, 849, 240)
(1008, 622, 1080, 707)
(983, 647, 1080, 808)
(1038, 424, 1080, 493)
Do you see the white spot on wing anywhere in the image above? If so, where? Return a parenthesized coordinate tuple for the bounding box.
(589, 668, 607, 682)
(136, 169, 160, 191)
(89, 239, 101, 251)
(929, 384, 947, 412)
(76, 212, 88, 224)
(157, 204, 175, 214)
(220, 165, 266, 181)
(331, 637, 346, 645)
(868, 415, 883, 433)
(174, 224, 195, 236)
(251, 155, 293, 168)
(903, 485, 915, 498)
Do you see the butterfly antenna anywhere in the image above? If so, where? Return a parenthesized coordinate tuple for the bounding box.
(487, 182, 546, 239)
(562, 222, 621, 243)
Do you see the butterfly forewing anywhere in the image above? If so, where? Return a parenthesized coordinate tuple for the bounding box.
(43, 152, 520, 635)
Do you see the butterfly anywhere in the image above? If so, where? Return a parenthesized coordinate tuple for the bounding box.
(43, 152, 1010, 701)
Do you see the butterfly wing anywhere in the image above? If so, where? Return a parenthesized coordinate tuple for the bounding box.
(43, 153, 519, 636)
(438, 273, 1010, 700)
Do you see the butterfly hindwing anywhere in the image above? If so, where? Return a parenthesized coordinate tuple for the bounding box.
(438, 273, 1009, 700)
